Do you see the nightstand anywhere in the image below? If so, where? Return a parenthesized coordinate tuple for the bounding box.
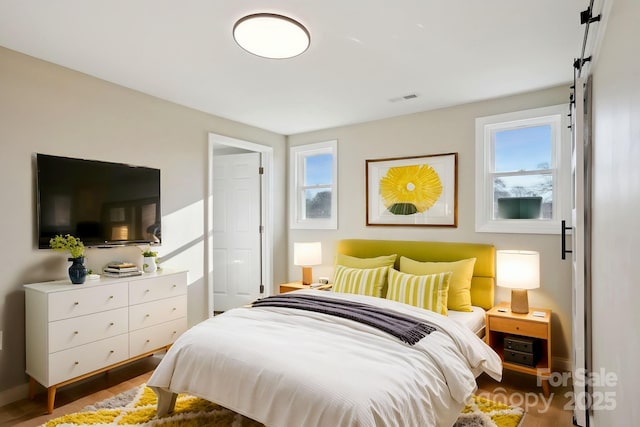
(279, 281, 310, 293)
(279, 281, 332, 294)
(486, 301, 552, 396)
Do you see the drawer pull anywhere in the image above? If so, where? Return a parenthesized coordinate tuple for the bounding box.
(74, 331, 79, 335)
(74, 302, 79, 305)
(145, 314, 150, 318)
(172, 330, 177, 334)
(146, 339, 150, 343)
(172, 307, 176, 311)
(74, 361, 79, 365)
(145, 289, 150, 293)
(109, 350, 115, 354)
(110, 322, 115, 326)
(109, 296, 114, 299)
(172, 284, 177, 288)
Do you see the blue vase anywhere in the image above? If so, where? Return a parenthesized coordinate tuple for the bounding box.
(68, 256, 88, 284)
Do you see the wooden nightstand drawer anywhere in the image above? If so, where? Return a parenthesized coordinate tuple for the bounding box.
(280, 282, 308, 293)
(279, 282, 332, 293)
(489, 317, 548, 339)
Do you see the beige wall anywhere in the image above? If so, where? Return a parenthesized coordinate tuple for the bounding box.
(0, 46, 287, 403)
(288, 86, 573, 367)
(591, 0, 639, 423)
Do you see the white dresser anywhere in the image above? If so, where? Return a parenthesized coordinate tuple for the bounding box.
(24, 269, 188, 413)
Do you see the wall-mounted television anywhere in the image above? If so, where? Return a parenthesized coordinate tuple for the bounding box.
(36, 153, 161, 248)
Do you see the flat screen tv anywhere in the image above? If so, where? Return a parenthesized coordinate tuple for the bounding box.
(36, 153, 161, 248)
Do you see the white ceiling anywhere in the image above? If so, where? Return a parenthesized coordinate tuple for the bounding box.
(0, 0, 585, 135)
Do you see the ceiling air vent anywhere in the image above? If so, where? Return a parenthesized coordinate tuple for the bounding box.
(389, 93, 419, 103)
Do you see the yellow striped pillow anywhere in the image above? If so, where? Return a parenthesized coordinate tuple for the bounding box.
(332, 265, 389, 298)
(386, 269, 451, 315)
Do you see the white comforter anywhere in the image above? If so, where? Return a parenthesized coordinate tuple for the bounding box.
(148, 290, 502, 427)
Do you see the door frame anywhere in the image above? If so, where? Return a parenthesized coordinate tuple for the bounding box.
(206, 133, 274, 315)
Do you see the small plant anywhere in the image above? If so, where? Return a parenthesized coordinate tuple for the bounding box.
(49, 234, 85, 258)
(141, 246, 159, 273)
(141, 247, 158, 258)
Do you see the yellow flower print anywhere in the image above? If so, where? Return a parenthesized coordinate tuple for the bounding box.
(379, 164, 443, 214)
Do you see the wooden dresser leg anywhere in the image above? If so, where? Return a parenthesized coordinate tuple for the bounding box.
(47, 386, 57, 414)
(541, 378, 550, 397)
(28, 377, 37, 400)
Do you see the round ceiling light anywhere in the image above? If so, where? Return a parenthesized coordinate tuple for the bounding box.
(233, 13, 310, 59)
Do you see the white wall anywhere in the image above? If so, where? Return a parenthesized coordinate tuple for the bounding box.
(590, 0, 640, 423)
(288, 86, 573, 367)
(0, 46, 287, 404)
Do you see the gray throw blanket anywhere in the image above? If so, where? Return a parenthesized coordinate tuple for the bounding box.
(251, 293, 436, 345)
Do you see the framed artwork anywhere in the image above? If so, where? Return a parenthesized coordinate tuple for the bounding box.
(366, 152, 458, 227)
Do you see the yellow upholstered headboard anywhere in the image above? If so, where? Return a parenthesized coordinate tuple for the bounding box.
(336, 239, 495, 310)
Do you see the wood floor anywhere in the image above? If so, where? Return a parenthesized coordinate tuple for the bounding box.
(0, 356, 575, 427)
(0, 356, 161, 427)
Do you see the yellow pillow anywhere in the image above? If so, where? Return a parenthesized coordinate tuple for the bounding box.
(332, 265, 389, 298)
(335, 253, 397, 268)
(399, 256, 476, 312)
(386, 269, 451, 316)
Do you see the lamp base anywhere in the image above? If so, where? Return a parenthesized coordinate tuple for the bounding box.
(301, 266, 312, 285)
(510, 289, 530, 314)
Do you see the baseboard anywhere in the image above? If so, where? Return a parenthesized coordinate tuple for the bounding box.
(0, 382, 29, 408)
(552, 356, 572, 373)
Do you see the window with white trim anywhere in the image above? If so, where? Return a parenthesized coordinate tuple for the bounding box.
(290, 140, 338, 229)
(475, 105, 570, 234)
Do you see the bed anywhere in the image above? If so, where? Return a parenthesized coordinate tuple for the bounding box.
(335, 239, 496, 337)
(148, 239, 501, 427)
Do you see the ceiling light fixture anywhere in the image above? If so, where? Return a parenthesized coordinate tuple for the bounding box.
(233, 13, 310, 59)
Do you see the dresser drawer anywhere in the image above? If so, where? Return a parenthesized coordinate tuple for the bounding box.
(48, 282, 128, 321)
(48, 307, 129, 353)
(48, 334, 129, 385)
(129, 272, 187, 305)
(489, 317, 548, 339)
(129, 317, 187, 357)
(129, 295, 187, 331)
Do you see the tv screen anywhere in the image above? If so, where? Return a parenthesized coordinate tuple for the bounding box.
(36, 153, 161, 248)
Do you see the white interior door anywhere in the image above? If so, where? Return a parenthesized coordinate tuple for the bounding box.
(212, 152, 262, 311)
(570, 76, 589, 427)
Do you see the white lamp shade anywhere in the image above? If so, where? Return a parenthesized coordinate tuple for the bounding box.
(497, 250, 540, 290)
(293, 242, 322, 266)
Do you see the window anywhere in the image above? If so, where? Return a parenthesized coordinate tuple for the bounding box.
(290, 140, 338, 229)
(475, 105, 570, 234)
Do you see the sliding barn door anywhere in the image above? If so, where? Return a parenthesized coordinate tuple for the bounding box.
(568, 76, 592, 427)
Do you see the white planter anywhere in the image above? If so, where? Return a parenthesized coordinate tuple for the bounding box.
(143, 256, 157, 273)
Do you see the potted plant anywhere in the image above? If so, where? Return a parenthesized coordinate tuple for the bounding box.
(49, 234, 87, 284)
(141, 247, 158, 273)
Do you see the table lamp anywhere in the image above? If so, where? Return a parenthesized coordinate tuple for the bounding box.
(293, 242, 322, 285)
(496, 250, 540, 314)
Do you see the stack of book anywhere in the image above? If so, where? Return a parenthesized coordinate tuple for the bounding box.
(103, 261, 142, 278)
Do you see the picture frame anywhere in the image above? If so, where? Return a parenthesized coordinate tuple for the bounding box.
(366, 152, 458, 227)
